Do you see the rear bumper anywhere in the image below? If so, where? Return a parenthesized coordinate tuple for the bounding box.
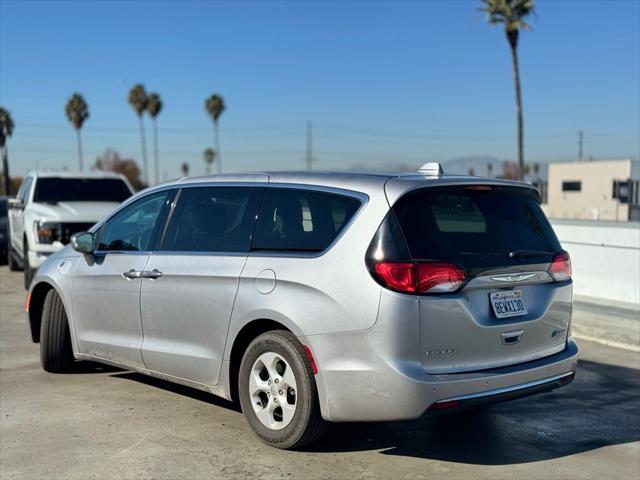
(304, 331, 579, 422)
(427, 370, 575, 414)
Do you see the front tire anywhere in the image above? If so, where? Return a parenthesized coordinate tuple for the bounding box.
(40, 289, 75, 373)
(239, 330, 327, 449)
(7, 245, 21, 271)
(23, 241, 33, 289)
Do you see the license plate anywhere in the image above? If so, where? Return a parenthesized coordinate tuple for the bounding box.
(490, 290, 528, 319)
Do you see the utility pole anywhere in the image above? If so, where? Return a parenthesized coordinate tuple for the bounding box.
(306, 121, 313, 171)
(578, 130, 584, 161)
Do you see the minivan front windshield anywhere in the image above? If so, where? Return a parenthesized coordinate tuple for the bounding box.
(392, 186, 562, 269)
(33, 178, 133, 204)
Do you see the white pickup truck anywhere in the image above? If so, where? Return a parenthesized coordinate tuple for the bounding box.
(7, 171, 134, 288)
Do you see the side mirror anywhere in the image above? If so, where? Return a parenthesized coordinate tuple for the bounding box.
(71, 232, 95, 254)
(7, 198, 24, 210)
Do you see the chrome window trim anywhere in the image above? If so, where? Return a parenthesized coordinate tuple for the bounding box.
(158, 188, 182, 249)
(175, 181, 268, 189)
(92, 250, 151, 256)
(150, 251, 249, 258)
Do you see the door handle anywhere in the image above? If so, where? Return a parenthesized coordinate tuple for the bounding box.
(501, 330, 524, 345)
(122, 269, 142, 279)
(141, 269, 163, 279)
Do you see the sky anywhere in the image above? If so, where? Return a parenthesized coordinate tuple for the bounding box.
(1, 0, 639, 180)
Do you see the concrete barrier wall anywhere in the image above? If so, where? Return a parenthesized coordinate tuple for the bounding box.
(550, 219, 640, 305)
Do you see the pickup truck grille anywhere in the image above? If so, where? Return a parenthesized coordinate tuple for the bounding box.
(59, 223, 95, 244)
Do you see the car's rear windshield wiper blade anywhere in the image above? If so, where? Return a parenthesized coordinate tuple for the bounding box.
(508, 250, 554, 258)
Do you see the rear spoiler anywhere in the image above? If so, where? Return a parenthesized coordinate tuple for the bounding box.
(384, 176, 539, 206)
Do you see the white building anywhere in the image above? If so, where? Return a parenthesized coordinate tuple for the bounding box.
(546, 159, 639, 221)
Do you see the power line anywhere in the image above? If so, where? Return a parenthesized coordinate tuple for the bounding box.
(17, 121, 303, 133)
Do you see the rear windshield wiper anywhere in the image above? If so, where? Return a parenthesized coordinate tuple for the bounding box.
(508, 250, 554, 259)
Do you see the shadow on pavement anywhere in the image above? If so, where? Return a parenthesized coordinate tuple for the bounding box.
(109, 370, 242, 412)
(104, 358, 639, 464)
(307, 359, 640, 464)
(72, 361, 122, 374)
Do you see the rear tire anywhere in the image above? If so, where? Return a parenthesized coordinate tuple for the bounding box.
(7, 245, 21, 271)
(238, 330, 327, 449)
(40, 289, 75, 373)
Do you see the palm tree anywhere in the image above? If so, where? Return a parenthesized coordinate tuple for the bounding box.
(146, 92, 162, 185)
(64, 93, 89, 171)
(204, 94, 225, 174)
(481, 0, 535, 180)
(0, 107, 15, 195)
(203, 148, 215, 175)
(127, 84, 149, 184)
(180, 162, 190, 177)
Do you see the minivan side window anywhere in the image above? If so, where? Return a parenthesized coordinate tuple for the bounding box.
(252, 188, 361, 252)
(161, 187, 263, 253)
(97, 191, 170, 252)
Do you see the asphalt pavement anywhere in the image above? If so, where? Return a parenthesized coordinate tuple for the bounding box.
(1, 266, 639, 480)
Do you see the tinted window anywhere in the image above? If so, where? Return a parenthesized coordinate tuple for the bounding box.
(34, 178, 132, 203)
(392, 187, 562, 269)
(162, 187, 263, 253)
(97, 191, 169, 251)
(253, 189, 361, 252)
(562, 181, 581, 192)
(0, 199, 7, 217)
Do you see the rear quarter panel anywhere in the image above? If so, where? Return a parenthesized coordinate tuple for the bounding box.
(223, 186, 391, 359)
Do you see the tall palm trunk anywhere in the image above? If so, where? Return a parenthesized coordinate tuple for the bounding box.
(213, 121, 222, 174)
(75, 129, 84, 171)
(152, 118, 159, 185)
(507, 30, 524, 180)
(1, 147, 9, 195)
(138, 116, 149, 185)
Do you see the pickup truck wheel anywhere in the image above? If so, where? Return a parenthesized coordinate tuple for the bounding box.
(23, 242, 33, 289)
(7, 245, 21, 271)
(239, 330, 327, 449)
(40, 289, 74, 373)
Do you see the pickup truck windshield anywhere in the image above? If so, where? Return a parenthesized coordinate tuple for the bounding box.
(33, 178, 132, 204)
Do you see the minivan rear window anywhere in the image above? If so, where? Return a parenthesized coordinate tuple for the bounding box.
(252, 189, 361, 252)
(392, 187, 561, 269)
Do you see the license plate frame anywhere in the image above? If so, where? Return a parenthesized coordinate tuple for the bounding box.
(490, 290, 528, 319)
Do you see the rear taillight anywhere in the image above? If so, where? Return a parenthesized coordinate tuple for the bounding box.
(373, 261, 466, 294)
(549, 250, 572, 281)
(374, 262, 416, 292)
(417, 263, 466, 293)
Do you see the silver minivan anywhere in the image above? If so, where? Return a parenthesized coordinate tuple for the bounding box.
(27, 166, 578, 449)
